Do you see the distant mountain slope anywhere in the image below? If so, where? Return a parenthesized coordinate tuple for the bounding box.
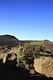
(44, 40, 53, 51)
(0, 35, 53, 51)
(0, 35, 19, 47)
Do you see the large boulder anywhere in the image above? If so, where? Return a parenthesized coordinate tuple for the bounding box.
(34, 56, 53, 78)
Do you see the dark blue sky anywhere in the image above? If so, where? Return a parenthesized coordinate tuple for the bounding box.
(0, 0, 53, 40)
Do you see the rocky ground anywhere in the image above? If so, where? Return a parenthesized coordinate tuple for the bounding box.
(0, 59, 53, 80)
(0, 35, 53, 80)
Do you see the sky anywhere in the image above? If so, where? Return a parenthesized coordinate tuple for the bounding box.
(0, 0, 53, 40)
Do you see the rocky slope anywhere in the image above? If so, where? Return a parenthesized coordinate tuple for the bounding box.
(0, 35, 53, 79)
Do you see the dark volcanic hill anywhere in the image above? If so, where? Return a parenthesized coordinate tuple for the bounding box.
(0, 35, 19, 47)
(44, 40, 53, 51)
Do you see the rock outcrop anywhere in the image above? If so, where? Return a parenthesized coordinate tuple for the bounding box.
(34, 56, 53, 78)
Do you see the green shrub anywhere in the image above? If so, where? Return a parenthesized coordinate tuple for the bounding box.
(17, 45, 25, 68)
(16, 42, 44, 67)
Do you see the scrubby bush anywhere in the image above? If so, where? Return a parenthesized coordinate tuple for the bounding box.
(24, 43, 35, 64)
(17, 45, 25, 68)
(24, 42, 44, 61)
(16, 42, 44, 68)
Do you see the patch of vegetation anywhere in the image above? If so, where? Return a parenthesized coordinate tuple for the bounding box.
(16, 42, 44, 68)
(17, 45, 25, 68)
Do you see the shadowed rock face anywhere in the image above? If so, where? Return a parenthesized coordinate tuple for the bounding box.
(34, 56, 53, 78)
(0, 59, 52, 80)
(0, 59, 30, 80)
